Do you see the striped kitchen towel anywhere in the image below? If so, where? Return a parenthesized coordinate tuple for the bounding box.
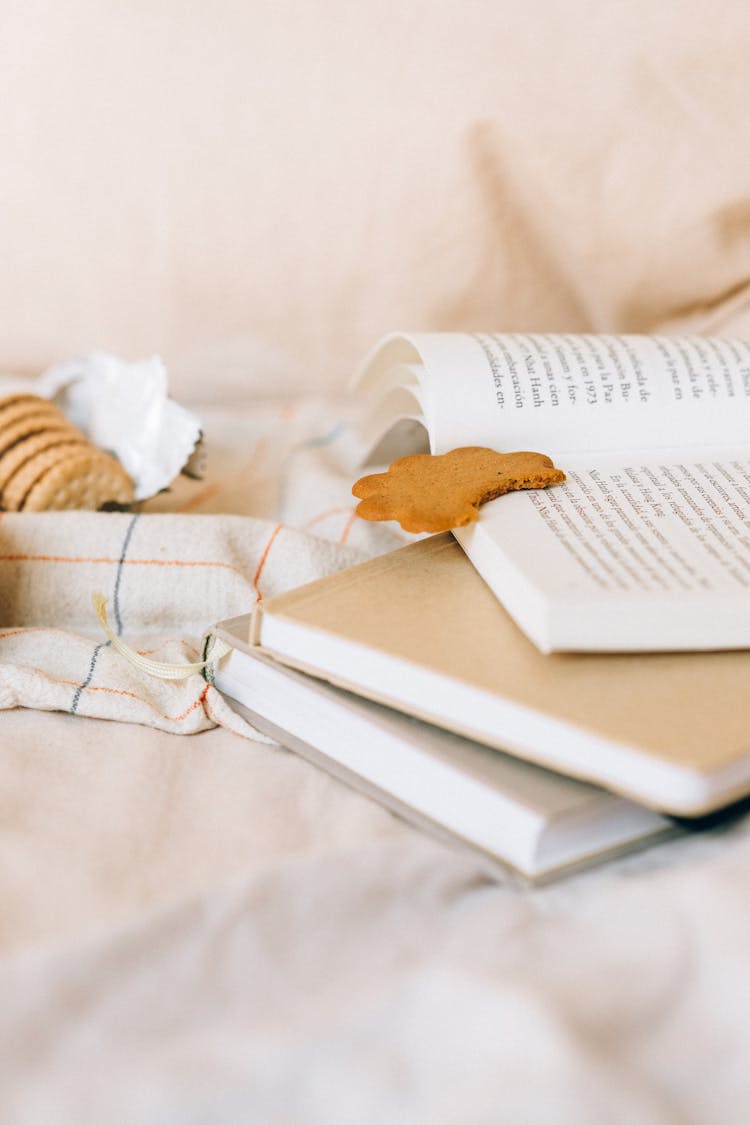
(0, 510, 369, 735)
(0, 397, 413, 735)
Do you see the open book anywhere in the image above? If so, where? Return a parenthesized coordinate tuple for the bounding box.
(354, 333, 750, 652)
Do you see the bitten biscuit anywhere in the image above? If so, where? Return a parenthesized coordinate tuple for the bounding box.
(352, 446, 566, 533)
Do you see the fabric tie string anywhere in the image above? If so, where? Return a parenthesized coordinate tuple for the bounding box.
(92, 593, 231, 680)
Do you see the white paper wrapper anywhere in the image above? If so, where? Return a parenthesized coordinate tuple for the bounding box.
(2, 353, 202, 502)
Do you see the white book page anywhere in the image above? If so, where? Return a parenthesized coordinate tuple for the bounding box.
(360, 332, 750, 457)
(454, 453, 750, 649)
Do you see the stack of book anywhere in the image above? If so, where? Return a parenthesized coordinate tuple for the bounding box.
(205, 333, 750, 881)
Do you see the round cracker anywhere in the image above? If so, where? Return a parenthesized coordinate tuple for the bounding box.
(1, 443, 87, 510)
(0, 416, 82, 464)
(0, 430, 91, 502)
(0, 394, 42, 414)
(21, 448, 134, 511)
(0, 396, 66, 433)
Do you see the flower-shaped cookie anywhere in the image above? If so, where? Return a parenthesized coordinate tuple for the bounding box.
(352, 446, 565, 533)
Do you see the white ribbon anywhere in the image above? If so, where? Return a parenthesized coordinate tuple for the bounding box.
(93, 593, 230, 680)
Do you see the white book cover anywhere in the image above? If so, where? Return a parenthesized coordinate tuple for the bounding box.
(207, 617, 675, 882)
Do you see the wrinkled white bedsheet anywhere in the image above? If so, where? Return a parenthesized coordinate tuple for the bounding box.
(1, 397, 749, 1124)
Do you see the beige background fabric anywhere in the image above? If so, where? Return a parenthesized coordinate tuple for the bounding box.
(1, 1, 750, 394)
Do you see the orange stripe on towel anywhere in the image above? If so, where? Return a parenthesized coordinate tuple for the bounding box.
(13, 661, 212, 724)
(0, 553, 247, 580)
(0, 626, 94, 643)
(253, 523, 283, 602)
(0, 553, 123, 565)
(81, 681, 211, 723)
(0, 628, 199, 661)
(304, 506, 350, 530)
(340, 510, 358, 545)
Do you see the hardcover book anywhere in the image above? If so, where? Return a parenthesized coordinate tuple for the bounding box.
(213, 535, 750, 818)
(206, 617, 674, 881)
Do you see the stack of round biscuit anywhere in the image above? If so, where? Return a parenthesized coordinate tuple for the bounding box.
(0, 395, 134, 511)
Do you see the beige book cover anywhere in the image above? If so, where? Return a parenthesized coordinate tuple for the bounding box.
(251, 534, 750, 816)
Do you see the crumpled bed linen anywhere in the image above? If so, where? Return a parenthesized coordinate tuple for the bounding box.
(1, 395, 750, 1125)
